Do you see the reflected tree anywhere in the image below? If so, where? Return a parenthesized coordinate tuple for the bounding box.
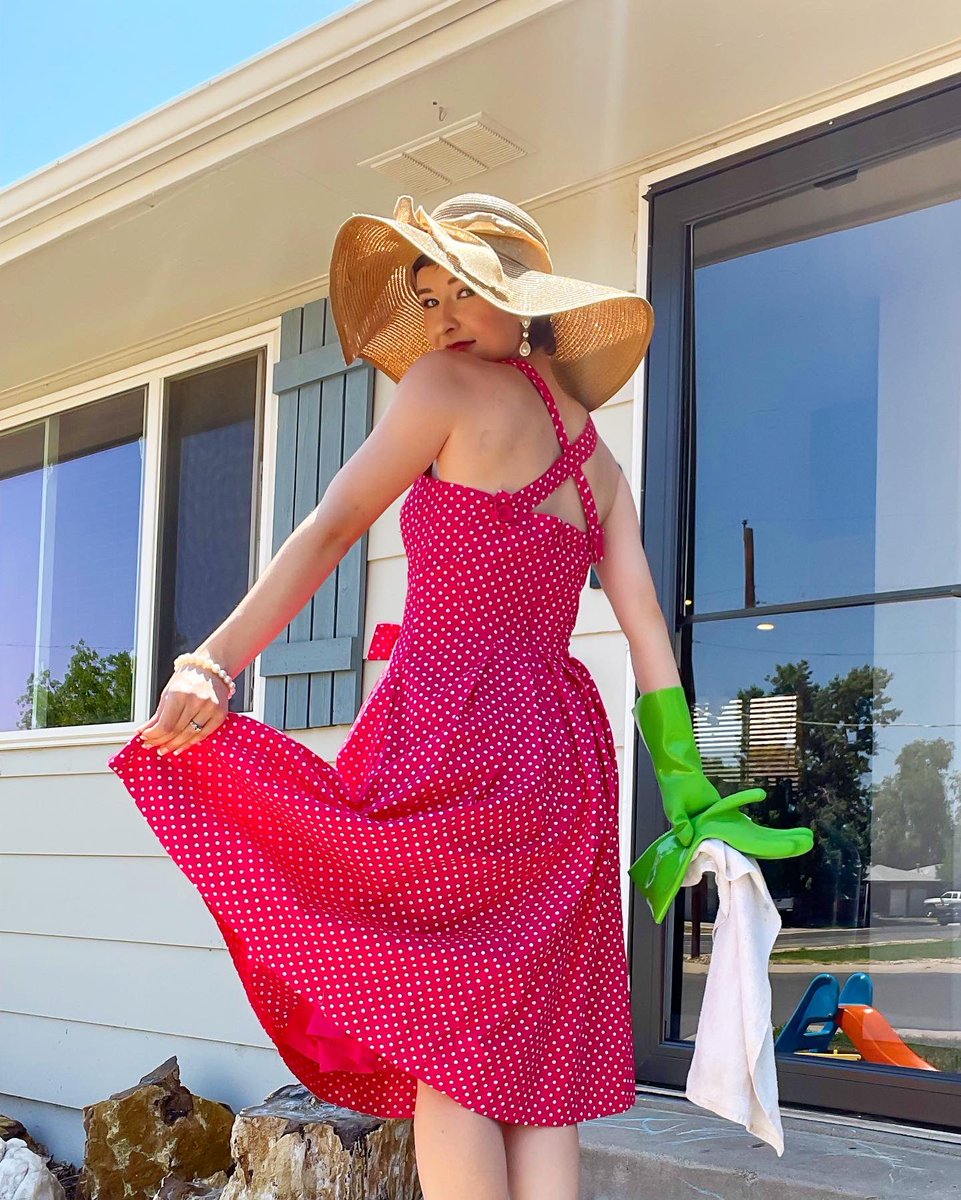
(873, 738, 956, 874)
(732, 660, 900, 927)
(16, 638, 134, 729)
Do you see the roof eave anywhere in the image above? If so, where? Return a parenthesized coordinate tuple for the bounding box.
(0, 0, 571, 257)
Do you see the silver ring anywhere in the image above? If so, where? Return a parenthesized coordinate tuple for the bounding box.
(189, 718, 205, 732)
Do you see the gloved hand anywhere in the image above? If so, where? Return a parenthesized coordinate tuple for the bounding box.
(628, 685, 814, 923)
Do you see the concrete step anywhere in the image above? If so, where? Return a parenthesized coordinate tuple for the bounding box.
(579, 1087, 961, 1199)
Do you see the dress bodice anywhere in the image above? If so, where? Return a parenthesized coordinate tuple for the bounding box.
(377, 357, 605, 664)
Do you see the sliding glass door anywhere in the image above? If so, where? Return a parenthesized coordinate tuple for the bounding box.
(633, 74, 961, 1128)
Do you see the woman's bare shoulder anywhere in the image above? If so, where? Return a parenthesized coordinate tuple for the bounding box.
(415, 352, 519, 420)
(389, 349, 487, 428)
(400, 347, 478, 390)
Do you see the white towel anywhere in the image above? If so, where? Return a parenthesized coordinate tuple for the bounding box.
(681, 838, 785, 1155)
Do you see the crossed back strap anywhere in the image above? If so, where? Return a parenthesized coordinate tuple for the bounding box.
(502, 358, 605, 562)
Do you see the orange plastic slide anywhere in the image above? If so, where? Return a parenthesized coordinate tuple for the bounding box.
(838, 1004, 938, 1071)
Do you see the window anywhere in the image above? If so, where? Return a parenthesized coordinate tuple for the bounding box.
(636, 75, 961, 1128)
(0, 389, 145, 731)
(154, 353, 265, 715)
(674, 600, 960, 1085)
(0, 347, 266, 734)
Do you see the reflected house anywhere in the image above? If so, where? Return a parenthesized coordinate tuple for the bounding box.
(689, 694, 801, 923)
(867, 862, 942, 919)
(695, 694, 800, 787)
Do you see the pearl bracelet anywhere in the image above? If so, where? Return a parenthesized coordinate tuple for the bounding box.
(174, 652, 237, 700)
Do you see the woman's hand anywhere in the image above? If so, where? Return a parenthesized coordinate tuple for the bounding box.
(135, 665, 231, 758)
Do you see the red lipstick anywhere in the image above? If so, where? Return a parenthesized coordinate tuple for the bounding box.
(447, 341, 474, 350)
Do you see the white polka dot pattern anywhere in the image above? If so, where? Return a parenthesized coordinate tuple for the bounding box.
(107, 356, 634, 1126)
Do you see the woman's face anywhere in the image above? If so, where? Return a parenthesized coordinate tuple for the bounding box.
(413, 262, 522, 362)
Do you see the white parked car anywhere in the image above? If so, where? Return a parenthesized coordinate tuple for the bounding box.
(923, 890, 961, 925)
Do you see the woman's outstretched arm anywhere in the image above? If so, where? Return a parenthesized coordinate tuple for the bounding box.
(192, 349, 466, 681)
(137, 350, 472, 754)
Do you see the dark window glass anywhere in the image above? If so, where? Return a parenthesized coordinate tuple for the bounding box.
(155, 353, 264, 713)
(641, 79, 961, 1129)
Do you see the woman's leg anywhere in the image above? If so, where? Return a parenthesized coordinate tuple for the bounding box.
(500, 1122, 581, 1200)
(413, 1079, 510, 1200)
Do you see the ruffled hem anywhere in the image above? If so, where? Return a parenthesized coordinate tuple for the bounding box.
(106, 652, 634, 1125)
(229, 924, 636, 1125)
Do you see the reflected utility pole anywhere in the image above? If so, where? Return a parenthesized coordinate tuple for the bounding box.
(743, 519, 756, 608)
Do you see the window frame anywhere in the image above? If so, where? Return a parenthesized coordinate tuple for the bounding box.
(629, 71, 961, 1129)
(0, 319, 281, 750)
(154, 348, 270, 719)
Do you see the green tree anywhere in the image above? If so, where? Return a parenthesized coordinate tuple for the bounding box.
(16, 638, 133, 729)
(728, 660, 901, 926)
(872, 739, 955, 872)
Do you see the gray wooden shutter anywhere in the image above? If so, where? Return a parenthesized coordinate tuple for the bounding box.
(260, 298, 375, 730)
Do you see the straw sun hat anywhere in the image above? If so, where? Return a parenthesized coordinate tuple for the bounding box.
(328, 192, 654, 411)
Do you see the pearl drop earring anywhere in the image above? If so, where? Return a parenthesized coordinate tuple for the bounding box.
(519, 317, 532, 358)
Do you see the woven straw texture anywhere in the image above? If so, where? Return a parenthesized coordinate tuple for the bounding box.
(328, 193, 654, 411)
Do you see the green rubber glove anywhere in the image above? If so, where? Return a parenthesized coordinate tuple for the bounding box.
(628, 685, 814, 924)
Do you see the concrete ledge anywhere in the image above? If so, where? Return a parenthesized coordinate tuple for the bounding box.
(579, 1088, 961, 1199)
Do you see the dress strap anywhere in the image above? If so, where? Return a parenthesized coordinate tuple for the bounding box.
(501, 358, 606, 563)
(504, 357, 572, 448)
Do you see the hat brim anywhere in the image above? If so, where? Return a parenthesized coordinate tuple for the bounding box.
(328, 212, 654, 411)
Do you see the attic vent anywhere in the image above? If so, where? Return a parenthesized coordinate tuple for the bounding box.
(361, 114, 528, 194)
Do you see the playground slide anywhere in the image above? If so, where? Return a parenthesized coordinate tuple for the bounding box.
(838, 1004, 938, 1071)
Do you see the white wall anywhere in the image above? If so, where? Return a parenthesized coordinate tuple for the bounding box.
(0, 742, 304, 1164)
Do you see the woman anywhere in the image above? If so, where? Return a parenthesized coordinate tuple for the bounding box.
(108, 193, 810, 1199)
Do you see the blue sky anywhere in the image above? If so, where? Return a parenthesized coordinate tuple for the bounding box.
(0, 1, 354, 189)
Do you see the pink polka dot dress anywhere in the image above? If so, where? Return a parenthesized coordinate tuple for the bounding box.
(107, 356, 635, 1126)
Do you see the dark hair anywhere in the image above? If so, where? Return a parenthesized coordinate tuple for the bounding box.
(411, 253, 556, 355)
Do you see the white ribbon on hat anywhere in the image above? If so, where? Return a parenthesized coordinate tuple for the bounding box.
(393, 196, 549, 301)
(435, 209, 553, 267)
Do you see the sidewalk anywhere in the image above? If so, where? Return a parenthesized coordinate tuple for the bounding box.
(579, 1087, 961, 1199)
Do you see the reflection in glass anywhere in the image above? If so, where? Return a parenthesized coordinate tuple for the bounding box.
(674, 601, 960, 1076)
(0, 390, 145, 731)
(692, 194, 961, 613)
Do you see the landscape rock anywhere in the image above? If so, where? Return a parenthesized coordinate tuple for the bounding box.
(154, 1170, 229, 1200)
(76, 1057, 234, 1200)
(219, 1084, 420, 1200)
